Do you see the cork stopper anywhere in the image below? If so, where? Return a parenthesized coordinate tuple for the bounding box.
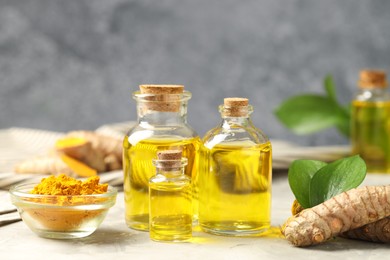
(139, 84, 184, 112)
(157, 150, 183, 160)
(358, 70, 387, 88)
(222, 97, 249, 117)
(155, 150, 183, 169)
(140, 85, 184, 94)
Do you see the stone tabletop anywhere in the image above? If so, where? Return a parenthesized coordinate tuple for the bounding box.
(1, 173, 390, 260)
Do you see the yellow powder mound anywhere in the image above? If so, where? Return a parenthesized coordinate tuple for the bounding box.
(31, 174, 108, 195)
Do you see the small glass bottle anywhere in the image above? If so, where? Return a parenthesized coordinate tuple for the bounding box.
(149, 150, 192, 242)
(351, 70, 390, 173)
(199, 97, 272, 236)
(123, 85, 201, 231)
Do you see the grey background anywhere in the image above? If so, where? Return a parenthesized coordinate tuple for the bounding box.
(1, 0, 390, 146)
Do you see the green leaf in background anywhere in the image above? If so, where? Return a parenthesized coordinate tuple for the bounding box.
(324, 75, 336, 101)
(274, 95, 343, 135)
(288, 160, 327, 209)
(274, 75, 351, 137)
(309, 155, 366, 207)
(324, 75, 351, 137)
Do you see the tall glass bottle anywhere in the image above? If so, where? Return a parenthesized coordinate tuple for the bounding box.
(351, 70, 390, 173)
(199, 97, 272, 236)
(123, 85, 201, 231)
(149, 150, 192, 242)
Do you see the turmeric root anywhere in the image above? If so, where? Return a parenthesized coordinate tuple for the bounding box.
(104, 153, 122, 171)
(55, 137, 106, 172)
(290, 197, 390, 244)
(65, 131, 123, 170)
(291, 199, 304, 216)
(60, 154, 97, 177)
(14, 130, 123, 176)
(283, 186, 390, 247)
(341, 217, 390, 243)
(14, 155, 97, 177)
(15, 156, 74, 175)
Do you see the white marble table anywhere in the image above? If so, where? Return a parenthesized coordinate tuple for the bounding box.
(1, 174, 390, 260)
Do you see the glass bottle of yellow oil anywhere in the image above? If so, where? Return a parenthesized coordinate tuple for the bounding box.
(351, 70, 390, 173)
(149, 150, 192, 242)
(123, 85, 200, 231)
(199, 97, 272, 236)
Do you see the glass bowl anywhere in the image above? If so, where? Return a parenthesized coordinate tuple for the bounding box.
(9, 183, 117, 239)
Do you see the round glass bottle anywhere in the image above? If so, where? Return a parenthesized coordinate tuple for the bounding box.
(149, 150, 192, 242)
(123, 85, 201, 231)
(199, 97, 272, 236)
(351, 70, 390, 173)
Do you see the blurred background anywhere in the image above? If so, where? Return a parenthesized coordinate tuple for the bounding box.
(1, 0, 390, 146)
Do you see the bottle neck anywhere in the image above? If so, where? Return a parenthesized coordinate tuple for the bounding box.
(218, 104, 253, 126)
(219, 103, 253, 129)
(155, 167, 185, 177)
(133, 91, 191, 126)
(356, 87, 390, 102)
(136, 99, 189, 126)
(221, 116, 252, 129)
(138, 110, 188, 125)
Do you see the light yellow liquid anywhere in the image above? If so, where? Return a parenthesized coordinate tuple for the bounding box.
(123, 137, 201, 230)
(352, 101, 390, 173)
(149, 175, 192, 242)
(199, 141, 272, 236)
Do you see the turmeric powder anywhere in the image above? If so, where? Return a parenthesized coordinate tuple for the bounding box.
(31, 174, 108, 196)
(24, 174, 112, 232)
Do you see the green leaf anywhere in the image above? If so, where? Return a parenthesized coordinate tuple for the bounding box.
(324, 76, 351, 137)
(309, 155, 366, 207)
(274, 75, 352, 138)
(324, 75, 336, 102)
(274, 95, 344, 134)
(288, 160, 328, 209)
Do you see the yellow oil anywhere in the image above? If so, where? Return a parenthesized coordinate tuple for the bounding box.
(149, 175, 192, 242)
(199, 141, 272, 236)
(123, 136, 201, 231)
(352, 100, 390, 173)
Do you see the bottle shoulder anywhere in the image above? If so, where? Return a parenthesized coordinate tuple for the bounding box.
(202, 121, 270, 148)
(124, 123, 199, 145)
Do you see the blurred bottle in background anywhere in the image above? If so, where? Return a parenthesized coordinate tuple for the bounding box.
(351, 70, 390, 173)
